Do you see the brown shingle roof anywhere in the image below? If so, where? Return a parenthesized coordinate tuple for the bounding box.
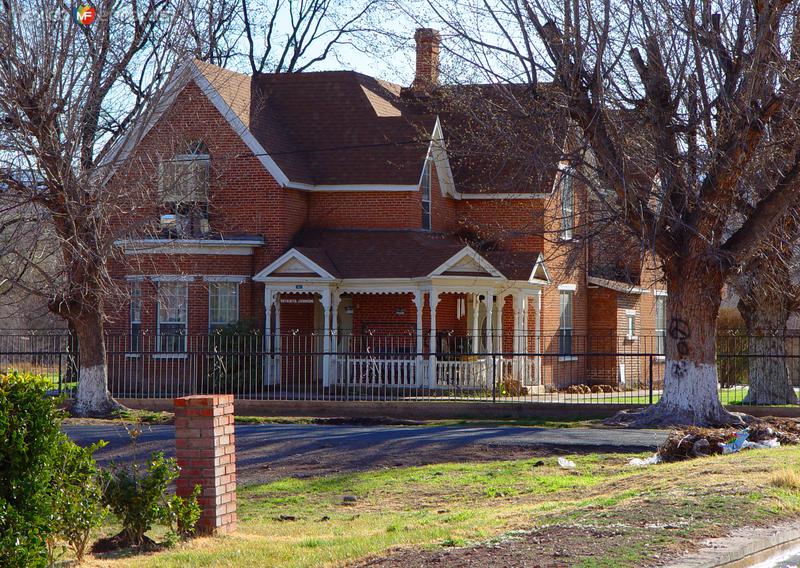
(196, 61, 567, 193)
(289, 229, 542, 281)
(249, 71, 435, 185)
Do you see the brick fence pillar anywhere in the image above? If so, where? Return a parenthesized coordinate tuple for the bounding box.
(174, 395, 237, 535)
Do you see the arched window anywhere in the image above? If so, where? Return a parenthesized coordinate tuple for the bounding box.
(159, 141, 210, 237)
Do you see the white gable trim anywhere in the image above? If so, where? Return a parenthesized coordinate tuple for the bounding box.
(190, 65, 290, 186)
(254, 249, 336, 281)
(529, 253, 551, 283)
(429, 246, 504, 278)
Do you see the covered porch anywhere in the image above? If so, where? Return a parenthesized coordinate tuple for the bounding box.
(253, 230, 549, 391)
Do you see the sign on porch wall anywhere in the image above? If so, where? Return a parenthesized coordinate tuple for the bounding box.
(280, 298, 315, 304)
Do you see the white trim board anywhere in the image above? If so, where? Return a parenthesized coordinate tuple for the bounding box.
(116, 238, 263, 256)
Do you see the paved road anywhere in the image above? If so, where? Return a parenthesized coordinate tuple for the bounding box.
(65, 424, 667, 485)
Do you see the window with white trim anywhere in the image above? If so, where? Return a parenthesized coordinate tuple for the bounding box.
(160, 141, 210, 237)
(655, 295, 667, 355)
(421, 158, 432, 231)
(157, 282, 188, 352)
(560, 169, 575, 240)
(130, 281, 142, 352)
(559, 290, 574, 356)
(209, 282, 239, 332)
(625, 310, 637, 340)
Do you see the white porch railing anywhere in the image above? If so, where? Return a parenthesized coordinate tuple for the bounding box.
(335, 356, 419, 386)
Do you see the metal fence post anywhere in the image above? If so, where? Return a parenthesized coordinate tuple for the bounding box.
(648, 355, 654, 405)
(492, 354, 496, 403)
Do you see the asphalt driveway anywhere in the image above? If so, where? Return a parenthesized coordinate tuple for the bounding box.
(65, 423, 667, 485)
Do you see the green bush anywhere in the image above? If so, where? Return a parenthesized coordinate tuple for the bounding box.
(207, 321, 263, 393)
(162, 484, 202, 540)
(50, 438, 107, 563)
(0, 371, 66, 568)
(100, 452, 180, 546)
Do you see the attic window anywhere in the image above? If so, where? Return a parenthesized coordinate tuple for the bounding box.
(159, 141, 210, 237)
(421, 158, 432, 231)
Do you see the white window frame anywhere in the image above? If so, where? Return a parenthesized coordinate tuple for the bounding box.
(625, 309, 637, 341)
(560, 168, 575, 240)
(156, 281, 189, 354)
(129, 281, 142, 354)
(558, 289, 575, 360)
(655, 292, 667, 357)
(208, 281, 240, 332)
(420, 158, 432, 231)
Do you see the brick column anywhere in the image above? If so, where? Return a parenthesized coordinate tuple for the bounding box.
(174, 395, 237, 535)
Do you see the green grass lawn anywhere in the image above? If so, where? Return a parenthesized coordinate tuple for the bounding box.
(87, 446, 800, 567)
(596, 387, 748, 405)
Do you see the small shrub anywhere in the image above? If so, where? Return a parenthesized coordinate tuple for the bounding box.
(161, 484, 202, 539)
(50, 439, 107, 563)
(100, 452, 180, 546)
(499, 375, 528, 397)
(770, 468, 800, 491)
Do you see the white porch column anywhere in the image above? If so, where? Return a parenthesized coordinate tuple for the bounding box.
(413, 290, 425, 385)
(321, 289, 332, 388)
(428, 290, 440, 387)
(470, 293, 480, 353)
(512, 293, 523, 379)
(263, 289, 275, 385)
(485, 291, 494, 385)
(495, 294, 504, 381)
(274, 292, 282, 384)
(330, 289, 340, 385)
(535, 289, 543, 385)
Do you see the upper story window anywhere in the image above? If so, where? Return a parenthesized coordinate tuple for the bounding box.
(160, 141, 210, 238)
(560, 168, 575, 240)
(420, 158, 432, 231)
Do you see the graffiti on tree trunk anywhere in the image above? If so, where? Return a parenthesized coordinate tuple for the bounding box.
(669, 318, 690, 356)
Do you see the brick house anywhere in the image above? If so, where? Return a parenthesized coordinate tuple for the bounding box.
(105, 29, 666, 395)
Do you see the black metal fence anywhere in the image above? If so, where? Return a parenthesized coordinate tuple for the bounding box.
(1, 330, 798, 405)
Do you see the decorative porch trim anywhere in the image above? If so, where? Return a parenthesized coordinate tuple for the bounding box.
(429, 246, 504, 278)
(254, 249, 337, 281)
(529, 253, 551, 283)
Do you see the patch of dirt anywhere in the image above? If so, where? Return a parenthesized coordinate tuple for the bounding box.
(355, 525, 661, 567)
(90, 531, 157, 554)
(248, 443, 587, 484)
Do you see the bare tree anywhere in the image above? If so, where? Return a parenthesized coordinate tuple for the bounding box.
(732, 228, 799, 405)
(429, 0, 800, 425)
(0, 0, 206, 415)
(239, 0, 389, 74)
(0, 0, 394, 415)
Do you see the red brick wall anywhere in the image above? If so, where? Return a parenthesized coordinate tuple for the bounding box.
(456, 199, 545, 252)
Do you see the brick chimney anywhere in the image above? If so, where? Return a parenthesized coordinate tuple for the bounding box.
(411, 28, 441, 91)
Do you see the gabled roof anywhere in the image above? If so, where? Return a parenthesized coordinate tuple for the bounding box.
(105, 58, 568, 196)
(250, 71, 435, 186)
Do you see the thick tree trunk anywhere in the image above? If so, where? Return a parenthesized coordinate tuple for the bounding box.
(70, 311, 120, 417)
(738, 291, 798, 405)
(609, 260, 745, 427)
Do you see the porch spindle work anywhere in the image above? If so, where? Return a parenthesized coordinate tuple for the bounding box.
(428, 290, 439, 387)
(414, 290, 424, 386)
